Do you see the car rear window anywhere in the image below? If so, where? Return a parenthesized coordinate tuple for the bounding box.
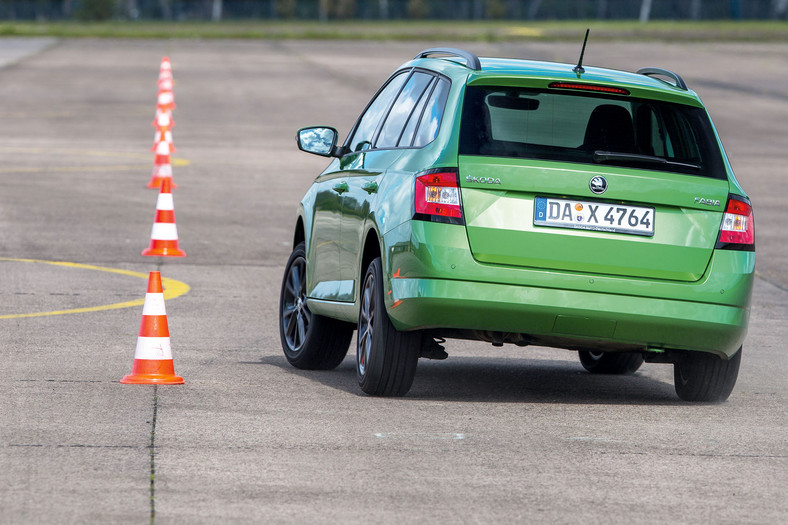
(459, 86, 726, 179)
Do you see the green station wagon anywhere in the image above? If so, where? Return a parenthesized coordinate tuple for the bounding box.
(279, 48, 754, 402)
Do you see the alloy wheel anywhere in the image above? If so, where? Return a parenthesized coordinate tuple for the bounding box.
(357, 271, 375, 377)
(282, 257, 310, 353)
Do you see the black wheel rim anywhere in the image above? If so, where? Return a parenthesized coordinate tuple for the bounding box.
(357, 270, 375, 377)
(282, 257, 311, 353)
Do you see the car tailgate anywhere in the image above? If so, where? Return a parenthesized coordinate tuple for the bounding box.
(458, 156, 729, 282)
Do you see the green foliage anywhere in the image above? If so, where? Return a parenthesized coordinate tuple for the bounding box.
(407, 0, 429, 19)
(328, 0, 357, 19)
(1, 20, 788, 42)
(275, 0, 297, 19)
(76, 0, 117, 21)
(486, 0, 506, 19)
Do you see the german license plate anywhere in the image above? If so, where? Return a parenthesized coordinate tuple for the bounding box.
(534, 197, 654, 236)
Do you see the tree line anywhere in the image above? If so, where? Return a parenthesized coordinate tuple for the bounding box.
(3, 0, 788, 21)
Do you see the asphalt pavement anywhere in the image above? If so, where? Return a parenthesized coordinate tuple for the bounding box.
(0, 38, 786, 524)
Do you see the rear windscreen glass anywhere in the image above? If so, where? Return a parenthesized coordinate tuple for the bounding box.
(459, 86, 726, 178)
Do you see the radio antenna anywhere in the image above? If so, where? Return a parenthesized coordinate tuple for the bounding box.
(573, 28, 590, 75)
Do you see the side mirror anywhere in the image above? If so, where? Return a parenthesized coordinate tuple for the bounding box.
(296, 127, 339, 157)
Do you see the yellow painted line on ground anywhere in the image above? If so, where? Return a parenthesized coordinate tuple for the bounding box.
(0, 258, 190, 320)
(0, 160, 190, 174)
(0, 109, 150, 119)
(0, 147, 152, 159)
(0, 147, 190, 173)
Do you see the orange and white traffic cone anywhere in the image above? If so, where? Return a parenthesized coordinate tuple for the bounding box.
(142, 177, 185, 257)
(120, 271, 184, 385)
(156, 89, 176, 113)
(158, 77, 174, 93)
(152, 110, 175, 153)
(147, 139, 176, 189)
(159, 56, 172, 75)
(153, 107, 175, 127)
(158, 57, 173, 84)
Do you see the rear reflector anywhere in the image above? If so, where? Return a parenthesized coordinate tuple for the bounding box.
(414, 170, 463, 224)
(716, 195, 754, 251)
(548, 82, 630, 96)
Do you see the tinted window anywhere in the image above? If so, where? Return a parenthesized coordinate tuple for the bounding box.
(376, 72, 433, 148)
(459, 86, 725, 178)
(413, 78, 450, 148)
(347, 71, 408, 153)
(398, 78, 434, 147)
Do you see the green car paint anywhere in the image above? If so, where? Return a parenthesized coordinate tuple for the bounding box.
(283, 48, 754, 400)
(382, 219, 752, 358)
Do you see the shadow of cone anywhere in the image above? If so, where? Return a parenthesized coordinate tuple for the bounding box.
(121, 271, 183, 385)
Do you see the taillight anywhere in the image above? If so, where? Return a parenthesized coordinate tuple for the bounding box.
(716, 195, 754, 251)
(414, 169, 464, 225)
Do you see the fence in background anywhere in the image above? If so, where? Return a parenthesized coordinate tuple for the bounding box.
(2, 0, 788, 21)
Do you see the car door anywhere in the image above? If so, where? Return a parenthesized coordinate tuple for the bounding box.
(339, 71, 439, 302)
(307, 170, 345, 301)
(308, 70, 409, 302)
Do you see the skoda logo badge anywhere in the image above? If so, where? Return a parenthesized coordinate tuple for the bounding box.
(589, 176, 608, 195)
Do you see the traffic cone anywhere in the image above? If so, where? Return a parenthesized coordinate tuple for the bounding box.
(158, 70, 173, 86)
(120, 271, 184, 385)
(147, 139, 176, 189)
(154, 107, 175, 126)
(158, 57, 173, 82)
(156, 90, 176, 113)
(159, 56, 172, 75)
(158, 77, 174, 93)
(157, 76, 175, 106)
(152, 110, 175, 153)
(142, 178, 185, 257)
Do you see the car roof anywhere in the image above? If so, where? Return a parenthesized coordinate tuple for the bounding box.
(406, 52, 703, 107)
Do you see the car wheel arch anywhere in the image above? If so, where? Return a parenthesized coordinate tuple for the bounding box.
(293, 216, 306, 250)
(360, 227, 382, 281)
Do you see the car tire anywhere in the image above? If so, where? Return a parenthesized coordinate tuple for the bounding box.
(279, 242, 353, 370)
(578, 351, 644, 375)
(356, 257, 420, 396)
(673, 347, 741, 402)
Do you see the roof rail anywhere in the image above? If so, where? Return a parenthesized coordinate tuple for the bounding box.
(414, 48, 481, 71)
(637, 67, 688, 91)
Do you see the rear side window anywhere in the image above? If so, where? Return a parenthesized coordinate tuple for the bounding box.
(376, 72, 433, 148)
(413, 78, 451, 148)
(459, 86, 726, 178)
(398, 79, 433, 147)
(347, 71, 408, 153)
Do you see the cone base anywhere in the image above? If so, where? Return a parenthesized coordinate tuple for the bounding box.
(147, 177, 177, 190)
(121, 358, 182, 384)
(120, 373, 184, 385)
(142, 247, 186, 257)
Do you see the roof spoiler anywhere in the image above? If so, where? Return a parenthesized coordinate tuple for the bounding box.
(637, 67, 688, 90)
(414, 48, 481, 71)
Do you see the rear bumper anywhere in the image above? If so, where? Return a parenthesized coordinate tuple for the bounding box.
(387, 276, 748, 357)
(383, 221, 753, 358)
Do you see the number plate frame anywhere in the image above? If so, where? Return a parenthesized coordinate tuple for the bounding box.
(534, 197, 655, 237)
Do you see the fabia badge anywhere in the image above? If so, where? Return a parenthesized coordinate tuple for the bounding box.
(589, 176, 608, 194)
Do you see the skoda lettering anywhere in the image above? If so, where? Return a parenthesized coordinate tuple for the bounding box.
(466, 175, 501, 185)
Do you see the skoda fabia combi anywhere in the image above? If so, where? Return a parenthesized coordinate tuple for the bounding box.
(279, 48, 754, 402)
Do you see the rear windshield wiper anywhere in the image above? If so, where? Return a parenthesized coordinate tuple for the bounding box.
(593, 151, 701, 171)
